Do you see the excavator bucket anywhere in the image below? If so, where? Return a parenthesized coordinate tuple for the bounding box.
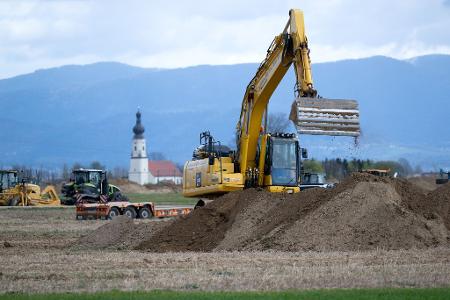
(290, 97, 360, 137)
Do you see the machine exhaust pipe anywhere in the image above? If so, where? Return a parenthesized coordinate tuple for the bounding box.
(290, 97, 360, 137)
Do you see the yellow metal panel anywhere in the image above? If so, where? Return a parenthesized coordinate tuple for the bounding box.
(266, 186, 300, 193)
(183, 183, 244, 198)
(258, 134, 268, 186)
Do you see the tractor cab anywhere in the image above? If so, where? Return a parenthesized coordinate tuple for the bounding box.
(72, 169, 106, 194)
(0, 170, 18, 192)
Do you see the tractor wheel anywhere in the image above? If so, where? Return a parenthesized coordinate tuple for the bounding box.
(138, 207, 152, 219)
(8, 196, 20, 206)
(108, 207, 120, 219)
(123, 207, 137, 219)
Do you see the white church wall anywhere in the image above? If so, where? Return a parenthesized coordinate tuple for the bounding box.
(128, 110, 150, 186)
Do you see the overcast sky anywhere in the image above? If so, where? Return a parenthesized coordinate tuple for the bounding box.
(1, 0, 450, 79)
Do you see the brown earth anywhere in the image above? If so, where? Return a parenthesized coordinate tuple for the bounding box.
(1, 206, 450, 293)
(134, 173, 450, 252)
(74, 215, 172, 250)
(408, 176, 439, 191)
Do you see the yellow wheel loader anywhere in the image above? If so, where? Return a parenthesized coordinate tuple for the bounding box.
(0, 170, 60, 206)
(183, 9, 360, 201)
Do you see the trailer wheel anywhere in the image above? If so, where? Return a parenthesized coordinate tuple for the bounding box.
(108, 207, 120, 219)
(123, 207, 137, 219)
(138, 207, 152, 219)
(76, 215, 86, 221)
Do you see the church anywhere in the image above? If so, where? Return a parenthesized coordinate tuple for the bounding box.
(128, 110, 183, 185)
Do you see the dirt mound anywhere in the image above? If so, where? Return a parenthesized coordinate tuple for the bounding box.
(408, 176, 439, 191)
(74, 216, 171, 250)
(135, 174, 450, 252)
(261, 181, 447, 251)
(136, 189, 276, 252)
(424, 183, 450, 229)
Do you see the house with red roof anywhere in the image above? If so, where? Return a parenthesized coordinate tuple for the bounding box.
(148, 160, 183, 184)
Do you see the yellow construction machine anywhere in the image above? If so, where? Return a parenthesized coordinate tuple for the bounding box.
(183, 9, 360, 201)
(0, 170, 60, 206)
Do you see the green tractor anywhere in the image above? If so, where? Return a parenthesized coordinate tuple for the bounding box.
(61, 169, 128, 205)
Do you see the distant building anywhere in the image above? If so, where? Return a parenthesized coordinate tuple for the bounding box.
(148, 160, 183, 185)
(128, 111, 182, 185)
(128, 110, 149, 185)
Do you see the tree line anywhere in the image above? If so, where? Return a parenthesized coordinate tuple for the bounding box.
(302, 158, 422, 180)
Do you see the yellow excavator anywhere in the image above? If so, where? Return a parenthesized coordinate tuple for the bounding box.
(0, 170, 60, 206)
(183, 9, 360, 201)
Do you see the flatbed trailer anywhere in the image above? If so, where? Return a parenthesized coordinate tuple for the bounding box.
(75, 201, 193, 220)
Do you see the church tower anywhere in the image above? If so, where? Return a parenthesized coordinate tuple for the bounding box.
(128, 110, 149, 185)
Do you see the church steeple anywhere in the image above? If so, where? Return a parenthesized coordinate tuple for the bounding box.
(133, 110, 145, 139)
(129, 110, 149, 185)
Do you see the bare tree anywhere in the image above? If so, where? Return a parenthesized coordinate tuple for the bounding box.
(112, 167, 128, 179)
(62, 164, 70, 180)
(149, 152, 166, 160)
(268, 112, 291, 133)
(90, 161, 105, 170)
(72, 162, 83, 170)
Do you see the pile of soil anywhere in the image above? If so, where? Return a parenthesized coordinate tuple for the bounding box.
(408, 176, 439, 191)
(74, 216, 171, 250)
(135, 173, 450, 252)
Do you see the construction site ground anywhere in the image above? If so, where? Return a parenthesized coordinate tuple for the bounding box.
(1, 174, 450, 294)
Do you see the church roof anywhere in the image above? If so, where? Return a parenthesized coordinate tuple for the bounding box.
(148, 160, 182, 177)
(133, 110, 145, 139)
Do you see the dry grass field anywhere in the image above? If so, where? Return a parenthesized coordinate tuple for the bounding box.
(1, 207, 450, 294)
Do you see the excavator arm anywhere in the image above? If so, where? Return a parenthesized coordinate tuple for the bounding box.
(289, 9, 317, 98)
(236, 9, 359, 176)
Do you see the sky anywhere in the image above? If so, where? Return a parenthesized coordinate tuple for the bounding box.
(1, 0, 450, 79)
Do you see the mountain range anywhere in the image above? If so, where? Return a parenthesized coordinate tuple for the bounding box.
(0, 55, 449, 170)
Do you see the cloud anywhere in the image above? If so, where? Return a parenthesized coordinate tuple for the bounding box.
(0, 0, 449, 78)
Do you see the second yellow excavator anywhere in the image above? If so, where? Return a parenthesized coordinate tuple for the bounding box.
(183, 9, 360, 201)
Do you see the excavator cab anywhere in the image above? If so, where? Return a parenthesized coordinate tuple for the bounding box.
(262, 134, 301, 190)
